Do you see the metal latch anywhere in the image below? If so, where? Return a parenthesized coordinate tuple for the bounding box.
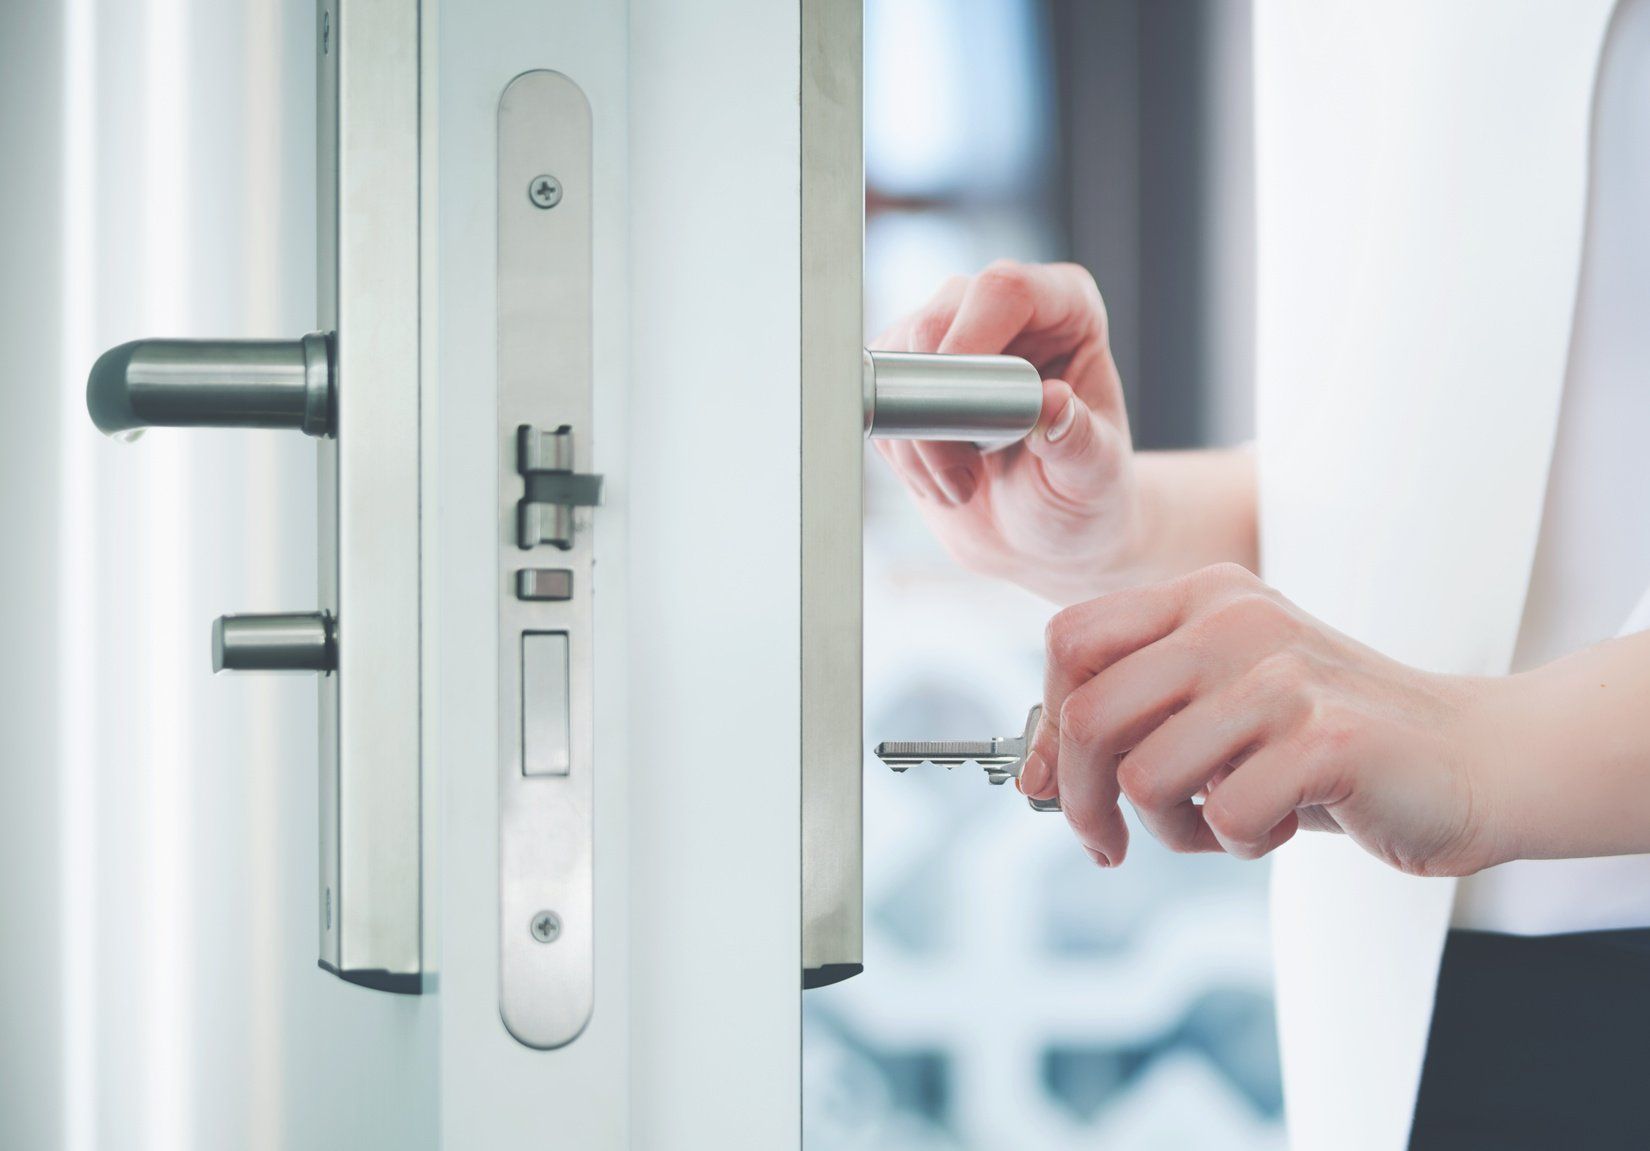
(517, 424, 604, 549)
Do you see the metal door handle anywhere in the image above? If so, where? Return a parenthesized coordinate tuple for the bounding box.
(213, 613, 336, 673)
(87, 333, 333, 438)
(862, 349, 1041, 445)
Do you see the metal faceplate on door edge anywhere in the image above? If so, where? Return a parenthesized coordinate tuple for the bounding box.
(801, 0, 864, 990)
(498, 70, 596, 1049)
(316, 0, 423, 994)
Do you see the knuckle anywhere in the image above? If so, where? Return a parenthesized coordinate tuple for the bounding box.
(1204, 561, 1258, 590)
(1202, 799, 1262, 857)
(910, 311, 952, 352)
(1295, 700, 1358, 763)
(1058, 695, 1104, 751)
(1219, 590, 1284, 631)
(1044, 607, 1086, 666)
(1251, 648, 1311, 697)
(1054, 261, 1101, 297)
(1116, 752, 1166, 810)
(974, 261, 1035, 307)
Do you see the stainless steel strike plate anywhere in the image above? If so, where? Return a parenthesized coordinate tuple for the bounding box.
(497, 70, 598, 1050)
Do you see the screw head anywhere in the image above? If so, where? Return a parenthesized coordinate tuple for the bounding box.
(528, 175, 562, 210)
(530, 910, 562, 944)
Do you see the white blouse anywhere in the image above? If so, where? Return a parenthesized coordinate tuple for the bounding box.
(1451, 0, 1650, 934)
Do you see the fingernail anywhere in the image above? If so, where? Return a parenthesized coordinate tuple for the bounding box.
(1044, 398, 1077, 443)
(1085, 846, 1113, 869)
(1018, 750, 1049, 795)
(938, 466, 977, 504)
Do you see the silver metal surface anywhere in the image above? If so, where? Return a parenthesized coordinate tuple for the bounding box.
(518, 424, 575, 472)
(516, 569, 574, 602)
(516, 424, 603, 549)
(863, 349, 1042, 444)
(212, 612, 336, 673)
(315, 0, 423, 994)
(521, 633, 571, 777)
(87, 333, 333, 437)
(876, 705, 1062, 812)
(801, 0, 865, 990)
(518, 502, 573, 550)
(498, 70, 595, 1049)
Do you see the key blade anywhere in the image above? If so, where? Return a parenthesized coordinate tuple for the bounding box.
(874, 705, 1060, 811)
(873, 738, 1019, 770)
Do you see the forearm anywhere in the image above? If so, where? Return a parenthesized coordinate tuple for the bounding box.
(1122, 447, 1259, 584)
(1483, 630, 1650, 862)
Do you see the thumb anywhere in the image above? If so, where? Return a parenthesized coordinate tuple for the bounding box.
(1021, 379, 1120, 499)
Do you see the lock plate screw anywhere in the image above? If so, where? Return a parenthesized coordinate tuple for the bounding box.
(530, 910, 562, 944)
(528, 175, 562, 209)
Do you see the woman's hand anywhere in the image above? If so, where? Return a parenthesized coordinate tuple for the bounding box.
(871, 261, 1146, 603)
(1019, 563, 1513, 877)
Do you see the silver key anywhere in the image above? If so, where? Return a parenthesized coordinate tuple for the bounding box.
(874, 704, 1061, 812)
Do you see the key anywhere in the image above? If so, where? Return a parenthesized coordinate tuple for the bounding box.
(874, 704, 1061, 812)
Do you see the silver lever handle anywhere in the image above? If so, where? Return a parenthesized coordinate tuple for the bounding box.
(87, 332, 334, 438)
(862, 349, 1042, 445)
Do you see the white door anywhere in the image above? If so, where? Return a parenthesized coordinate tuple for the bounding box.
(2, 0, 864, 1146)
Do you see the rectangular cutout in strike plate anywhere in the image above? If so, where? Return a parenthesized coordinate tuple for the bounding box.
(497, 69, 595, 1050)
(522, 633, 571, 776)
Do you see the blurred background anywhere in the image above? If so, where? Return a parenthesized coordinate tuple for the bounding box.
(802, 1, 1279, 1148)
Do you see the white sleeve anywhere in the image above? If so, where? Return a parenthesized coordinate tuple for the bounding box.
(1617, 584, 1650, 637)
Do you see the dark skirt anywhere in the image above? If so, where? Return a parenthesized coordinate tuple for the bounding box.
(1409, 927, 1650, 1150)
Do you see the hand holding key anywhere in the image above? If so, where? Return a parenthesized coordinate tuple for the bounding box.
(876, 705, 1062, 812)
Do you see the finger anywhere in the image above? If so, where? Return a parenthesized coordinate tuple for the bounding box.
(877, 439, 946, 503)
(1038, 577, 1205, 758)
(1203, 742, 1346, 860)
(1031, 566, 1258, 805)
(1029, 606, 1177, 798)
(901, 274, 970, 353)
(1021, 380, 1126, 504)
(1050, 677, 1130, 863)
(1051, 638, 1203, 863)
(1115, 681, 1282, 853)
(866, 276, 967, 354)
(937, 261, 1103, 357)
(913, 440, 984, 506)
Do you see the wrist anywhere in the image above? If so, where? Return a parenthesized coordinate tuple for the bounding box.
(1446, 671, 1530, 871)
